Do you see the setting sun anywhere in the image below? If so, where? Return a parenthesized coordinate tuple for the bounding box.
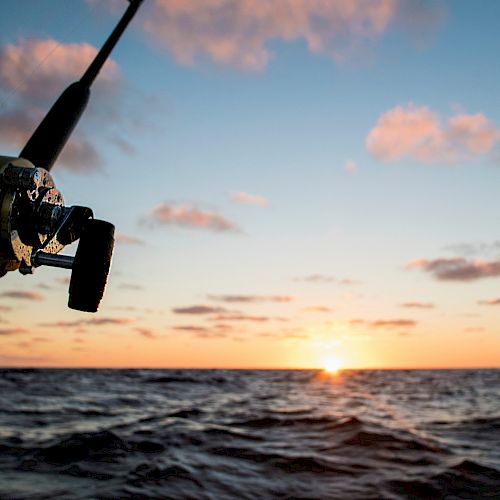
(322, 358, 343, 374)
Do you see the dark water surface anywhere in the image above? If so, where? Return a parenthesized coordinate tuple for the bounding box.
(0, 369, 499, 499)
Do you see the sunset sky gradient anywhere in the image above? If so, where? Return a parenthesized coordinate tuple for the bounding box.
(0, 0, 499, 368)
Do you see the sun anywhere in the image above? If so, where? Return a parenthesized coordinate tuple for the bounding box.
(322, 357, 343, 374)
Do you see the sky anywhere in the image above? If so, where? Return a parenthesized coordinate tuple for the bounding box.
(0, 0, 499, 369)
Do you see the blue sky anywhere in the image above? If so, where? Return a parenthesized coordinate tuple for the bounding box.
(0, 0, 499, 368)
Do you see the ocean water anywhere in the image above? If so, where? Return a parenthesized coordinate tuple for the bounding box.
(0, 369, 499, 499)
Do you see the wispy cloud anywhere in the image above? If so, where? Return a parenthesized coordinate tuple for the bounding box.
(294, 274, 358, 284)
(0, 327, 29, 336)
(40, 317, 133, 328)
(303, 306, 333, 313)
(115, 233, 145, 245)
(443, 241, 500, 258)
(0, 38, 121, 171)
(172, 305, 231, 315)
(0, 38, 118, 101)
(126, 0, 442, 71)
(294, 274, 337, 283)
(119, 283, 144, 291)
(0, 290, 44, 301)
(367, 103, 500, 164)
(146, 202, 238, 232)
(478, 298, 500, 306)
(0, 353, 56, 364)
(207, 294, 294, 303)
(230, 191, 268, 207)
(173, 324, 232, 339)
(408, 257, 500, 281)
(134, 327, 157, 339)
(400, 301, 435, 309)
(344, 159, 359, 174)
(210, 314, 272, 322)
(350, 318, 417, 329)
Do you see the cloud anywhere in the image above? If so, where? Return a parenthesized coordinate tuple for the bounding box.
(192, 331, 227, 339)
(0, 37, 129, 171)
(367, 104, 500, 163)
(230, 192, 268, 207)
(207, 294, 294, 303)
(443, 241, 500, 258)
(350, 318, 417, 329)
(400, 301, 435, 309)
(40, 317, 133, 328)
(174, 325, 211, 333)
(0, 327, 29, 336)
(344, 159, 359, 174)
(173, 324, 232, 339)
(371, 319, 417, 328)
(0, 353, 56, 364)
(172, 305, 231, 315)
(0, 38, 118, 101)
(294, 274, 337, 283)
(0, 290, 44, 301)
(303, 306, 333, 313)
(478, 298, 500, 306)
(119, 283, 144, 290)
(132, 0, 442, 71)
(146, 203, 238, 232)
(135, 327, 157, 339)
(408, 257, 500, 281)
(115, 233, 145, 245)
(294, 274, 358, 284)
(210, 314, 271, 322)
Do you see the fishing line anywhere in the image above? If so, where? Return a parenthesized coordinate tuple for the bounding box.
(0, 1, 93, 112)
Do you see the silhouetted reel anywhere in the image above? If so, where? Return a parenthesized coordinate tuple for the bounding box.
(68, 219, 115, 312)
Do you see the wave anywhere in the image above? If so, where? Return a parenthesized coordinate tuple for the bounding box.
(0, 368, 499, 499)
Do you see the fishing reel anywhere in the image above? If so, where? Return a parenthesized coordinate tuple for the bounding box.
(0, 0, 142, 312)
(0, 156, 114, 312)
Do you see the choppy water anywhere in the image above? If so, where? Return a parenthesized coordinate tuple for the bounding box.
(0, 369, 499, 499)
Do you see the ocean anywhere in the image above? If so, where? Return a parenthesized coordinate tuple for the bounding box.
(0, 368, 499, 499)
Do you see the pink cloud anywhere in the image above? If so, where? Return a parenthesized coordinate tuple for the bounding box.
(367, 104, 500, 163)
(349, 318, 417, 329)
(0, 328, 29, 336)
(0, 38, 127, 171)
(135, 327, 157, 339)
(173, 305, 231, 315)
(230, 192, 268, 207)
(40, 317, 133, 328)
(303, 306, 333, 313)
(210, 314, 270, 322)
(133, 0, 441, 71)
(408, 257, 500, 281)
(207, 294, 294, 303)
(173, 324, 235, 339)
(400, 301, 435, 309)
(148, 203, 238, 232)
(0, 290, 44, 301)
(478, 298, 500, 305)
(344, 159, 359, 174)
(0, 38, 118, 102)
(371, 319, 417, 328)
(115, 233, 145, 245)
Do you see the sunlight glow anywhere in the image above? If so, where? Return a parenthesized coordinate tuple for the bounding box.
(322, 357, 343, 374)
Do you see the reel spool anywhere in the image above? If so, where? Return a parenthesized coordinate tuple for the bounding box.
(0, 156, 114, 312)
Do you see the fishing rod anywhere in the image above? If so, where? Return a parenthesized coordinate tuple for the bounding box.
(0, 0, 143, 312)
